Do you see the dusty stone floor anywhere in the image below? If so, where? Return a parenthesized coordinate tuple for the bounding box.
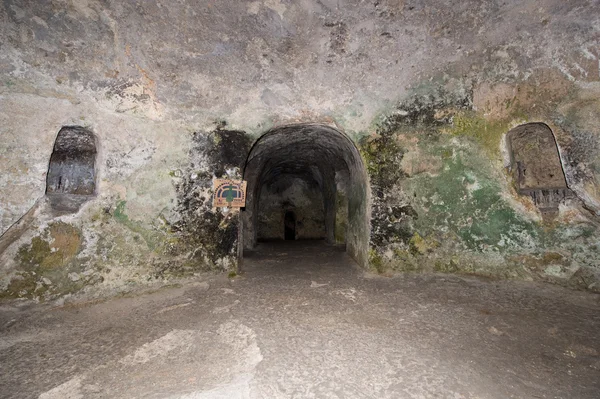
(1, 241, 599, 399)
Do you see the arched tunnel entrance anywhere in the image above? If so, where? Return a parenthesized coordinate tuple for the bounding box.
(241, 123, 370, 267)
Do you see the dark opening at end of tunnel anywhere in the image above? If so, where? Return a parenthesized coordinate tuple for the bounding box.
(284, 210, 296, 241)
(241, 123, 370, 267)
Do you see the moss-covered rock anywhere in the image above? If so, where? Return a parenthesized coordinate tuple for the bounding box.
(17, 222, 82, 270)
(3, 222, 104, 300)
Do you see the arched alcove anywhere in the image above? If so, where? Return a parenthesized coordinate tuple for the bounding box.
(506, 123, 570, 215)
(242, 123, 370, 267)
(46, 126, 97, 212)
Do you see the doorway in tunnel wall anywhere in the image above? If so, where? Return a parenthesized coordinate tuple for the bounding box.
(257, 176, 325, 242)
(284, 210, 296, 240)
(242, 123, 370, 267)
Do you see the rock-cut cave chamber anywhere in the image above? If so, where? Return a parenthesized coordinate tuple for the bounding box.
(242, 123, 370, 266)
(1, 1, 600, 397)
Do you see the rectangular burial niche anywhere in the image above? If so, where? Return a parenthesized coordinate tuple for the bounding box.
(46, 126, 97, 213)
(506, 123, 572, 217)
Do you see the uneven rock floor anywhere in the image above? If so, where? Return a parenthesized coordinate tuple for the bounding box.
(1, 241, 599, 399)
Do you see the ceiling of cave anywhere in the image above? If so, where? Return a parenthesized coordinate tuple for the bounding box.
(1, 0, 598, 131)
(245, 124, 360, 194)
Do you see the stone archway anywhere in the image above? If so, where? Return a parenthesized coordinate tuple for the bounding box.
(241, 123, 370, 267)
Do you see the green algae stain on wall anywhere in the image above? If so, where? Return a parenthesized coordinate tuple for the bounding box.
(359, 129, 406, 188)
(359, 84, 551, 278)
(113, 200, 129, 224)
(444, 111, 514, 155)
(406, 150, 538, 253)
(112, 200, 169, 252)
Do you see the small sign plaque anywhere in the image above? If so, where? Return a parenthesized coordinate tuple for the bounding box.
(213, 179, 247, 208)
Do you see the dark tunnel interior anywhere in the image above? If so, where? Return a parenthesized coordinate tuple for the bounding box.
(242, 123, 370, 266)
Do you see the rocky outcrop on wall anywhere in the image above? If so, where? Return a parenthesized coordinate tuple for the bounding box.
(0, 124, 252, 301)
(363, 79, 600, 292)
(0, 112, 191, 300)
(171, 127, 251, 271)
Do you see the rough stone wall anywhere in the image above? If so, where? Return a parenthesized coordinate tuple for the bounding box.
(334, 170, 350, 244)
(363, 81, 600, 292)
(1, 0, 600, 299)
(0, 104, 189, 300)
(171, 128, 251, 271)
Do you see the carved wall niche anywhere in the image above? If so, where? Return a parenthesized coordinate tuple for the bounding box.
(46, 126, 97, 212)
(506, 123, 572, 217)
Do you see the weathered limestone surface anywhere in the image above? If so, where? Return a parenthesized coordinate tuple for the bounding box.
(1, 0, 600, 299)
